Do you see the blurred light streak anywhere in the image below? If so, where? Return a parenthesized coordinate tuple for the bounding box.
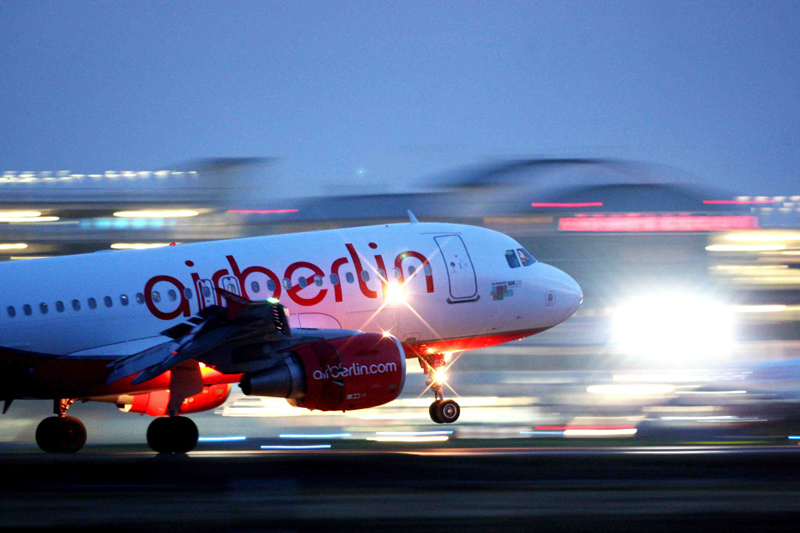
(561, 215, 758, 232)
(367, 436, 449, 443)
(535, 425, 636, 431)
(260, 444, 332, 450)
(706, 244, 786, 252)
(703, 199, 774, 204)
(788, 436, 800, 440)
(198, 436, 247, 442)
(531, 202, 603, 207)
(113, 209, 199, 218)
(731, 305, 788, 313)
(675, 390, 747, 395)
(519, 430, 564, 436)
(3, 216, 60, 223)
(564, 428, 637, 437)
(228, 209, 299, 214)
(279, 433, 351, 439)
(376, 431, 453, 436)
(0, 243, 28, 250)
(724, 232, 800, 242)
(111, 243, 173, 250)
(587, 384, 675, 395)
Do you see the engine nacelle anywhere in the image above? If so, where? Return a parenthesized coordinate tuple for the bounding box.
(114, 384, 232, 417)
(240, 333, 406, 412)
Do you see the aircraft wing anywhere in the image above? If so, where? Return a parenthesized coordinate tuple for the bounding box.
(105, 289, 291, 386)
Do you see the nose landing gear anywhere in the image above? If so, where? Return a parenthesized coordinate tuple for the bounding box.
(35, 398, 87, 453)
(419, 352, 460, 424)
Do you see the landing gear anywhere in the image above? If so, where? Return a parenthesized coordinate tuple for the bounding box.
(419, 352, 460, 424)
(147, 416, 199, 454)
(36, 399, 87, 453)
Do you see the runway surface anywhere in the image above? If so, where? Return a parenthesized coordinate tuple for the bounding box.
(3, 444, 800, 532)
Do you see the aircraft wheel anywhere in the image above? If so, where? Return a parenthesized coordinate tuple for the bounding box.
(147, 416, 198, 454)
(436, 399, 460, 424)
(429, 400, 444, 424)
(36, 416, 87, 453)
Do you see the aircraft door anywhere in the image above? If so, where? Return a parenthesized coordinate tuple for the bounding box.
(434, 235, 478, 303)
(219, 275, 242, 305)
(196, 279, 216, 310)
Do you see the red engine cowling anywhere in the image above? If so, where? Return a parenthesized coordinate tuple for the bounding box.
(118, 384, 232, 417)
(240, 333, 406, 411)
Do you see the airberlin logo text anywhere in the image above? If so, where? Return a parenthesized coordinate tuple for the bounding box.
(143, 242, 434, 320)
(313, 362, 398, 381)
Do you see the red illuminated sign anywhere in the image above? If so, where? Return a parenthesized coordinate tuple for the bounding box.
(558, 215, 760, 232)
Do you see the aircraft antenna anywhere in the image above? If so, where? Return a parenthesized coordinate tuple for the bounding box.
(407, 209, 419, 224)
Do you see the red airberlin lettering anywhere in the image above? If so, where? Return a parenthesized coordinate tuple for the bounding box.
(143, 242, 435, 320)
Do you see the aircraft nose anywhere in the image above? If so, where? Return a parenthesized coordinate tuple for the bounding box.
(539, 263, 583, 320)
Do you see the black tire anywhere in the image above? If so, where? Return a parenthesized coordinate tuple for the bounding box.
(147, 416, 199, 454)
(436, 399, 460, 424)
(429, 400, 443, 424)
(35, 416, 87, 453)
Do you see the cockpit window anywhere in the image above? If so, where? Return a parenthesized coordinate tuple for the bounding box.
(505, 250, 520, 268)
(517, 248, 537, 266)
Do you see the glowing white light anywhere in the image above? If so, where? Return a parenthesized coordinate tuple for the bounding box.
(384, 282, 406, 305)
(611, 293, 736, 363)
(563, 428, 637, 437)
(0, 211, 41, 218)
(725, 232, 800, 242)
(111, 243, 173, 250)
(706, 244, 786, 252)
(0, 243, 27, 250)
(367, 436, 449, 443)
(113, 209, 199, 218)
(3, 216, 60, 223)
(586, 384, 675, 395)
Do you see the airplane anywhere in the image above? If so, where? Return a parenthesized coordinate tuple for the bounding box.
(0, 212, 582, 453)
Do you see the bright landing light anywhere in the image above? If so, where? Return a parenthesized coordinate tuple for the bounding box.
(612, 293, 735, 364)
(384, 281, 406, 305)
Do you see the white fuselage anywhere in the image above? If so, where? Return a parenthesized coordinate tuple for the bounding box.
(0, 222, 582, 357)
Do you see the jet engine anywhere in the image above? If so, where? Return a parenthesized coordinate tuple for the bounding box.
(105, 384, 233, 417)
(240, 333, 406, 411)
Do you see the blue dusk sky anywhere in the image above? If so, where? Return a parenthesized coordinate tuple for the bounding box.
(1, 1, 798, 195)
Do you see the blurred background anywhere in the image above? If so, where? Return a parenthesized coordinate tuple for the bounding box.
(1, 1, 799, 449)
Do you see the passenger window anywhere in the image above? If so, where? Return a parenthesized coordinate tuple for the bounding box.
(282, 278, 291, 289)
(315, 275, 323, 287)
(202, 286, 211, 298)
(135, 293, 145, 304)
(424, 264, 432, 276)
(88, 298, 97, 309)
(56, 301, 65, 313)
(346, 272, 355, 284)
(40, 303, 48, 315)
(168, 290, 177, 302)
(330, 273, 340, 286)
(393, 267, 402, 280)
(72, 299, 81, 311)
(151, 292, 160, 304)
(23, 304, 32, 316)
(407, 266, 416, 276)
(505, 250, 521, 268)
(225, 283, 236, 293)
(378, 269, 386, 280)
(517, 248, 537, 266)
(120, 294, 129, 306)
(251, 281, 260, 293)
(6, 306, 15, 317)
(361, 270, 370, 282)
(184, 288, 193, 300)
(298, 277, 308, 289)
(267, 279, 276, 292)
(104, 296, 113, 307)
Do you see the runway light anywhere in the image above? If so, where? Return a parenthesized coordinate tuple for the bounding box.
(376, 431, 453, 436)
(612, 293, 736, 363)
(564, 428, 637, 437)
(0, 243, 28, 250)
(725, 232, 800, 242)
(260, 444, 332, 450)
(367, 436, 449, 443)
(113, 209, 199, 218)
(111, 243, 173, 250)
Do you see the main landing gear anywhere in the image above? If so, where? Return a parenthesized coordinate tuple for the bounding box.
(36, 399, 87, 453)
(419, 352, 460, 424)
